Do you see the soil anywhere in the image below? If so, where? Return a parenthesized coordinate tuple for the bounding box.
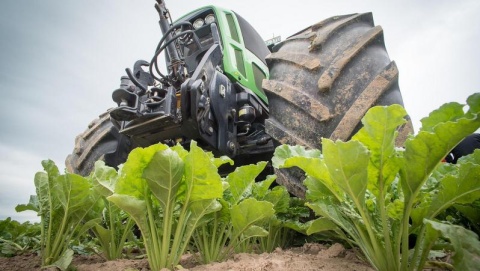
(0, 243, 374, 271)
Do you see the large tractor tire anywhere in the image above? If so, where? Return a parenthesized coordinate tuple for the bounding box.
(66, 112, 133, 176)
(263, 13, 413, 197)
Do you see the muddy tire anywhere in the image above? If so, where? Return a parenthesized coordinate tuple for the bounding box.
(66, 112, 133, 176)
(263, 13, 413, 197)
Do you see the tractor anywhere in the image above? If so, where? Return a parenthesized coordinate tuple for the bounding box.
(66, 0, 412, 197)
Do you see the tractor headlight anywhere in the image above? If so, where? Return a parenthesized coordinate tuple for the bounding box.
(193, 18, 204, 29)
(205, 14, 215, 24)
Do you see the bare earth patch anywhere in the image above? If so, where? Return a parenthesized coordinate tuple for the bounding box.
(0, 243, 373, 271)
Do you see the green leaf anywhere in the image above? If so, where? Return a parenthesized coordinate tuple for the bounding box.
(386, 199, 404, 220)
(15, 195, 39, 213)
(93, 223, 112, 253)
(263, 186, 290, 214)
(352, 105, 406, 197)
(116, 144, 168, 199)
(213, 155, 234, 168)
(322, 139, 369, 206)
(454, 203, 480, 227)
(283, 220, 309, 234)
(142, 148, 184, 210)
(91, 161, 118, 197)
(420, 102, 466, 132)
(401, 94, 480, 199)
(224, 162, 267, 204)
(429, 155, 480, 213)
(41, 160, 60, 182)
(230, 198, 274, 236)
(467, 93, 480, 112)
(34, 169, 54, 218)
(274, 145, 343, 201)
(185, 141, 223, 202)
(458, 148, 480, 164)
(47, 248, 74, 271)
(272, 144, 321, 169)
(189, 199, 222, 228)
(242, 225, 269, 238)
(57, 173, 95, 214)
(424, 219, 480, 270)
(352, 105, 407, 154)
(414, 219, 442, 269)
(107, 194, 148, 237)
(171, 144, 189, 160)
(201, 149, 233, 168)
(306, 217, 339, 235)
(412, 151, 480, 226)
(303, 176, 339, 202)
(76, 218, 102, 239)
(0, 239, 23, 257)
(252, 175, 277, 199)
(306, 200, 356, 239)
(218, 198, 232, 223)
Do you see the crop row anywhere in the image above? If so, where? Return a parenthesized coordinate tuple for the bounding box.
(2, 93, 480, 271)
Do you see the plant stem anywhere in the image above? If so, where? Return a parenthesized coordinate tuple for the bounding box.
(218, 224, 234, 260)
(208, 215, 219, 262)
(400, 197, 415, 271)
(44, 186, 55, 265)
(108, 201, 116, 259)
(161, 200, 173, 268)
(378, 186, 398, 269)
(214, 222, 230, 262)
(354, 197, 387, 269)
(170, 184, 193, 268)
(146, 193, 161, 271)
(351, 221, 376, 266)
(50, 203, 70, 264)
(201, 225, 210, 262)
(172, 209, 191, 267)
(118, 217, 135, 259)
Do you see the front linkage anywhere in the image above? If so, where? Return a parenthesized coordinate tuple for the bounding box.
(109, 0, 273, 160)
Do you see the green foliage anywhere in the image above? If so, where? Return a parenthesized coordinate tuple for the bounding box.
(15, 195, 39, 213)
(424, 219, 480, 270)
(433, 156, 480, 236)
(452, 199, 480, 234)
(107, 141, 225, 270)
(192, 162, 309, 263)
(192, 162, 275, 263)
(81, 161, 137, 260)
(0, 217, 40, 257)
(252, 177, 310, 253)
(273, 93, 480, 271)
(16, 160, 99, 270)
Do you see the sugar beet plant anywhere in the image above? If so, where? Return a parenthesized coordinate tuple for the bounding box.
(0, 217, 40, 257)
(82, 161, 137, 260)
(273, 93, 480, 271)
(251, 176, 310, 253)
(106, 141, 228, 270)
(191, 160, 308, 264)
(17, 160, 140, 268)
(191, 162, 276, 264)
(17, 160, 99, 270)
